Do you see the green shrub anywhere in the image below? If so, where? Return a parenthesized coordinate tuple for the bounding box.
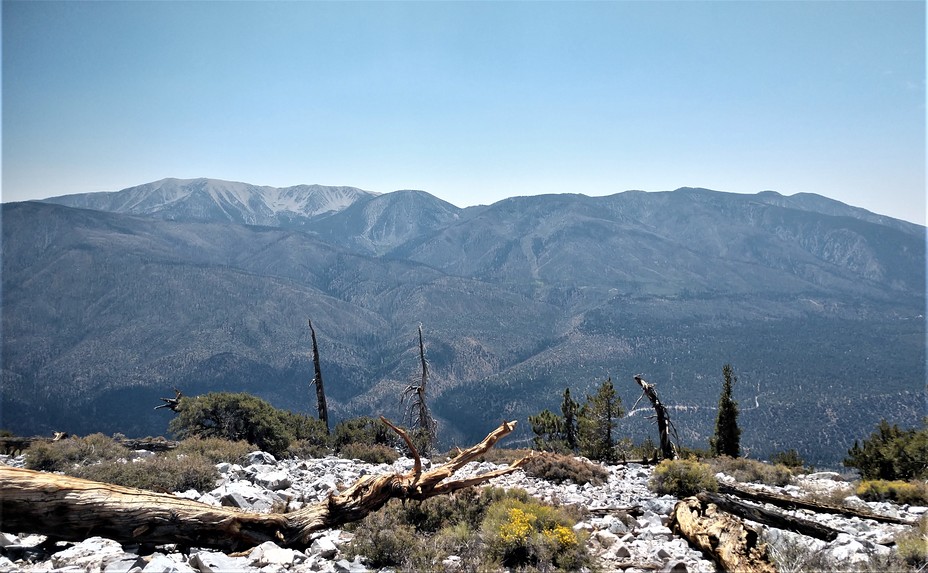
(771, 449, 806, 470)
(174, 436, 253, 464)
(338, 442, 399, 464)
(25, 433, 129, 472)
(333, 417, 395, 450)
(168, 392, 295, 457)
(72, 452, 219, 492)
(856, 480, 928, 505)
(522, 451, 608, 486)
(481, 496, 590, 571)
(710, 456, 793, 486)
(344, 500, 419, 568)
(347, 487, 589, 572)
(649, 459, 719, 497)
(844, 419, 928, 481)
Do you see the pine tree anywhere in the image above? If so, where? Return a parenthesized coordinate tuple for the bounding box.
(528, 409, 564, 452)
(578, 378, 624, 462)
(561, 387, 580, 452)
(710, 364, 741, 458)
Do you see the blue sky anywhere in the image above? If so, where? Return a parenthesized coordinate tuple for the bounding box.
(3, 1, 925, 225)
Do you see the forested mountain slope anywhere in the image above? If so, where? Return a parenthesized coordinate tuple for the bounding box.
(3, 181, 923, 465)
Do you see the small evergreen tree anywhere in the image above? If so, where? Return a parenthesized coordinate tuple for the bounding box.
(528, 409, 565, 452)
(578, 378, 624, 462)
(561, 387, 580, 452)
(710, 364, 741, 458)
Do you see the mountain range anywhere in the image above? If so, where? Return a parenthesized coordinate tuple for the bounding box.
(2, 178, 924, 466)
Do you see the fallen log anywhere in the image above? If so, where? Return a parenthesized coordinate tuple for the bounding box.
(0, 418, 527, 552)
(699, 492, 840, 541)
(671, 495, 777, 573)
(719, 482, 916, 526)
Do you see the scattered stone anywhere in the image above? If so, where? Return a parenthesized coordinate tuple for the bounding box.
(50, 536, 125, 570)
(188, 551, 251, 573)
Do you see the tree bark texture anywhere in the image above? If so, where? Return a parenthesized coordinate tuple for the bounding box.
(0, 419, 526, 552)
(671, 495, 777, 573)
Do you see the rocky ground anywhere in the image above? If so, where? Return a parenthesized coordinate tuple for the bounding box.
(0, 451, 923, 572)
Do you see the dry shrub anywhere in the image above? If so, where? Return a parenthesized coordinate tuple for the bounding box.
(72, 452, 219, 492)
(522, 451, 608, 486)
(710, 456, 792, 486)
(25, 433, 129, 472)
(339, 442, 399, 464)
(856, 480, 928, 505)
(649, 459, 719, 497)
(174, 436, 253, 464)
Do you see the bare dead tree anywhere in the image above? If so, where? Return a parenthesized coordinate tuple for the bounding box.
(308, 319, 330, 434)
(402, 324, 437, 455)
(633, 375, 678, 460)
(0, 418, 526, 552)
(154, 387, 184, 412)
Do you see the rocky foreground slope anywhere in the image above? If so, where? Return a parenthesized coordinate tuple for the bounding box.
(0, 452, 923, 572)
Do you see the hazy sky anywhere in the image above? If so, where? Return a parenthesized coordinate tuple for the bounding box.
(3, 1, 925, 225)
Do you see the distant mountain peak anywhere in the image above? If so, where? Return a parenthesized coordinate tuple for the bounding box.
(40, 178, 377, 227)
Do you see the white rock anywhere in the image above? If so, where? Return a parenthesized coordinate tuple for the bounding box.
(143, 553, 197, 573)
(595, 530, 619, 548)
(188, 551, 251, 572)
(310, 537, 338, 559)
(51, 536, 125, 569)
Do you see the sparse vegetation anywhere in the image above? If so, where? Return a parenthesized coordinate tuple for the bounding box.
(709, 456, 793, 486)
(649, 458, 719, 497)
(72, 452, 219, 492)
(856, 479, 928, 505)
(347, 487, 590, 572)
(174, 436, 253, 464)
(896, 515, 928, 569)
(24, 433, 129, 472)
(771, 449, 807, 471)
(522, 451, 608, 486)
(338, 442, 400, 464)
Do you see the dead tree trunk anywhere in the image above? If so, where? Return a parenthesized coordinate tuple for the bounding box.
(633, 375, 677, 460)
(308, 319, 329, 434)
(402, 324, 436, 454)
(719, 482, 916, 526)
(671, 495, 777, 573)
(699, 492, 840, 541)
(0, 419, 526, 552)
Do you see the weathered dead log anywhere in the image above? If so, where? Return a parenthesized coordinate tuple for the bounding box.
(671, 495, 777, 573)
(633, 375, 678, 460)
(0, 418, 526, 552)
(719, 482, 916, 526)
(700, 492, 840, 541)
